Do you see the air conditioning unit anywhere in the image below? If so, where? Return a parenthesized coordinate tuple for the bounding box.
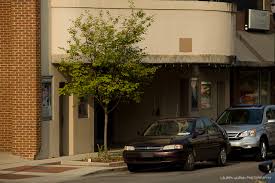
(245, 9, 270, 31)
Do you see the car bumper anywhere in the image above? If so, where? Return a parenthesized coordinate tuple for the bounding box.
(123, 150, 188, 165)
(229, 136, 259, 149)
(228, 137, 260, 155)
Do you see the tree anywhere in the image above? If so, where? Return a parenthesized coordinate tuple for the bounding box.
(57, 2, 158, 150)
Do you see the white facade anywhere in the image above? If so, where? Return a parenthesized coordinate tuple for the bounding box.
(50, 0, 236, 62)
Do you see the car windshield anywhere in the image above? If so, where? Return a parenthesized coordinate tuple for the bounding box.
(217, 109, 263, 125)
(143, 119, 193, 136)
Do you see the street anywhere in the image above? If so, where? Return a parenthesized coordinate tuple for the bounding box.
(63, 158, 269, 183)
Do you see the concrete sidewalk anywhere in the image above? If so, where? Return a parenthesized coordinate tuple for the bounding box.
(0, 152, 127, 183)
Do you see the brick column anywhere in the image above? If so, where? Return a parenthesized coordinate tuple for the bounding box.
(10, 0, 41, 159)
(0, 1, 12, 152)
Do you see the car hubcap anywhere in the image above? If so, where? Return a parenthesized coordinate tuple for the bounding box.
(220, 148, 226, 164)
(261, 142, 267, 159)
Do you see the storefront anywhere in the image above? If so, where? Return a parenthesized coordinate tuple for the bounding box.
(231, 68, 275, 105)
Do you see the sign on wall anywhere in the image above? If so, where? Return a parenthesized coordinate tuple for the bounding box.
(42, 76, 52, 121)
(201, 81, 212, 109)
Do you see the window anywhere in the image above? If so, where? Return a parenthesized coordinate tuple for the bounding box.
(201, 81, 212, 109)
(239, 71, 259, 104)
(143, 120, 193, 136)
(78, 97, 88, 118)
(266, 108, 275, 120)
(236, 0, 260, 11)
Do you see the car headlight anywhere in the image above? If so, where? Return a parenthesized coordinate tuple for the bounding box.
(238, 129, 256, 137)
(162, 144, 183, 150)
(124, 146, 135, 151)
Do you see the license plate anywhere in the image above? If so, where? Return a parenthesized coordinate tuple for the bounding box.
(141, 152, 153, 158)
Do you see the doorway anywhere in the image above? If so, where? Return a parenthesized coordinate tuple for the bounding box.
(59, 82, 69, 156)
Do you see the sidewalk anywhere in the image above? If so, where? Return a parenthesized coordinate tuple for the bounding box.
(0, 152, 127, 183)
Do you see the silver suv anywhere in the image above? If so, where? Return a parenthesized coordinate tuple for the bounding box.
(217, 104, 275, 161)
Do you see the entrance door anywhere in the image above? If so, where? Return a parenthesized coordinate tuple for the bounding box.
(59, 83, 69, 156)
(217, 81, 225, 117)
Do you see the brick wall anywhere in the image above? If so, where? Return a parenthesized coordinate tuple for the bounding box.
(0, 0, 12, 152)
(0, 0, 41, 159)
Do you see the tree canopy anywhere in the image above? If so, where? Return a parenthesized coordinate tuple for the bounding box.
(58, 5, 158, 113)
(57, 2, 158, 149)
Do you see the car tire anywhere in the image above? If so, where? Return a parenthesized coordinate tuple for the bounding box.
(255, 140, 267, 161)
(127, 164, 139, 172)
(183, 152, 195, 171)
(216, 147, 227, 166)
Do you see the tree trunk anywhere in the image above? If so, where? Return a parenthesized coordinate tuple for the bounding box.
(104, 107, 108, 151)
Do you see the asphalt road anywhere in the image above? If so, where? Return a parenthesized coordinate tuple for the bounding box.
(63, 158, 270, 183)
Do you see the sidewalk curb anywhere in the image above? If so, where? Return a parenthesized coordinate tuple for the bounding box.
(82, 166, 127, 176)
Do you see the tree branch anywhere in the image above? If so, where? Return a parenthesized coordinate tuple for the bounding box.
(94, 95, 106, 111)
(107, 96, 121, 114)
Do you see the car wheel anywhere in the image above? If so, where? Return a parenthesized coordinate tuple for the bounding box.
(217, 147, 227, 166)
(127, 164, 139, 172)
(183, 152, 195, 171)
(255, 140, 267, 161)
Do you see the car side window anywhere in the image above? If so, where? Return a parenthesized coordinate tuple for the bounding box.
(195, 119, 205, 131)
(203, 118, 218, 135)
(266, 108, 275, 120)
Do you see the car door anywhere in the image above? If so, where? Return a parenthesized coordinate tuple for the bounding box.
(191, 118, 209, 161)
(204, 118, 224, 160)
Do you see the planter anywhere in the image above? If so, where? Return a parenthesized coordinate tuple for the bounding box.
(61, 160, 126, 167)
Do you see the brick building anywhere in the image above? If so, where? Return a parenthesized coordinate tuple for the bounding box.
(0, 0, 41, 159)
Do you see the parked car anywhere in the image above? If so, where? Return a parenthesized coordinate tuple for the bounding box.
(258, 160, 275, 183)
(123, 117, 231, 172)
(216, 104, 275, 161)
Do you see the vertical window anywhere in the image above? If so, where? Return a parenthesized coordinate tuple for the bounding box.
(42, 77, 52, 121)
(239, 71, 259, 104)
(261, 71, 270, 104)
(78, 97, 88, 118)
(191, 78, 199, 111)
(201, 81, 212, 109)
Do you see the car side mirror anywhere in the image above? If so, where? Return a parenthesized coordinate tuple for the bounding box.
(259, 160, 274, 174)
(267, 119, 275, 123)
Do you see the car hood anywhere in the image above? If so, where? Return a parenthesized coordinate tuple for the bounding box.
(220, 124, 260, 133)
(129, 136, 190, 147)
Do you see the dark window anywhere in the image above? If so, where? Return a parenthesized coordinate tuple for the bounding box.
(235, 0, 260, 11)
(78, 97, 88, 118)
(143, 120, 193, 136)
(266, 108, 275, 120)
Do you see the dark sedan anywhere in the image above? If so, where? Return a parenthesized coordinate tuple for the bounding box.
(123, 117, 231, 172)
